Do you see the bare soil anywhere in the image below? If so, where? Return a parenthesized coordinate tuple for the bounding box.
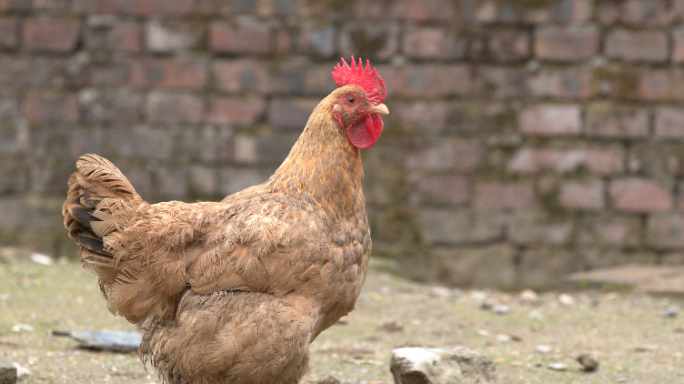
(1, 250, 683, 384)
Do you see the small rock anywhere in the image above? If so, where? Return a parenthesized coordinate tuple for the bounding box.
(380, 321, 403, 333)
(10, 363, 28, 379)
(476, 329, 490, 337)
(0, 357, 17, 384)
(547, 363, 567, 371)
(559, 294, 575, 306)
(577, 353, 599, 372)
(316, 376, 340, 384)
(496, 334, 511, 342)
(616, 378, 627, 383)
(11, 324, 34, 333)
(29, 253, 53, 266)
(492, 305, 510, 314)
(536, 345, 552, 353)
(634, 344, 658, 353)
(480, 298, 496, 310)
(390, 347, 497, 384)
(430, 286, 459, 299)
(519, 289, 538, 304)
(663, 307, 678, 318)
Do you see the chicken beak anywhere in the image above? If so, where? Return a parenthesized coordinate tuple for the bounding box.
(368, 103, 389, 115)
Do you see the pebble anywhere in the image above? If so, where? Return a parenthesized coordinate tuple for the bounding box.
(547, 363, 567, 371)
(519, 289, 538, 304)
(559, 294, 575, 306)
(29, 253, 53, 266)
(11, 323, 34, 333)
(536, 345, 552, 353)
(576, 353, 599, 372)
(663, 307, 678, 318)
(496, 334, 511, 342)
(492, 305, 510, 314)
(11, 363, 29, 378)
(429, 286, 460, 299)
(616, 378, 627, 383)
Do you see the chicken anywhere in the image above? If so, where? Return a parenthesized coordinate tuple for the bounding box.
(62, 57, 389, 384)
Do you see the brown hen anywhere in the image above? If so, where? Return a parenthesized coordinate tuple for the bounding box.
(62, 57, 389, 384)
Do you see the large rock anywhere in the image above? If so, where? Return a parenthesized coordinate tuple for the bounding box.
(0, 357, 17, 384)
(390, 347, 496, 384)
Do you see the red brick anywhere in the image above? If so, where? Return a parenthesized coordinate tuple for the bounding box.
(189, 166, 217, 197)
(476, 66, 529, 99)
(647, 214, 684, 249)
(638, 70, 672, 101)
(23, 18, 81, 53)
(485, 29, 530, 62)
(518, 104, 581, 136)
(23, 92, 79, 123)
(146, 93, 203, 124)
(406, 139, 483, 173)
(529, 68, 592, 100)
(267, 99, 318, 130)
(79, 89, 143, 123)
(107, 22, 142, 53)
(673, 27, 684, 63)
(655, 107, 684, 139)
(89, 64, 129, 86)
(534, 26, 599, 62)
(412, 175, 471, 205)
(578, 216, 642, 248)
(508, 146, 625, 175)
(391, 0, 457, 22)
(386, 64, 472, 99)
(392, 101, 448, 134)
(213, 60, 270, 94)
(621, 0, 672, 27)
(402, 26, 466, 60)
(678, 181, 684, 211)
(605, 29, 668, 63)
(0, 17, 19, 49)
(297, 22, 336, 58)
(585, 102, 649, 138)
(611, 178, 673, 213)
(473, 182, 536, 211)
(559, 180, 605, 211)
(129, 60, 206, 90)
(72, 0, 193, 15)
(339, 22, 400, 62)
(208, 97, 265, 125)
(209, 22, 272, 55)
(145, 20, 202, 53)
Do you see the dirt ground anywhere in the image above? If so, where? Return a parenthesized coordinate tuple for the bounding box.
(1, 249, 683, 384)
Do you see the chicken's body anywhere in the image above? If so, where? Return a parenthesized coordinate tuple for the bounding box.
(62, 58, 388, 384)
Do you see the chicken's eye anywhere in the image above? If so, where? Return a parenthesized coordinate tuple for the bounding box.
(346, 96, 356, 105)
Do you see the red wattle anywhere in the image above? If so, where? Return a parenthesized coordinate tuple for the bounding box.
(347, 113, 383, 149)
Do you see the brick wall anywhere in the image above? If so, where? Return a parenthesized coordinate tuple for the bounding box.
(2, 0, 684, 289)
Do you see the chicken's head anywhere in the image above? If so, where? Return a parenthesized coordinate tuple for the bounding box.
(331, 57, 389, 149)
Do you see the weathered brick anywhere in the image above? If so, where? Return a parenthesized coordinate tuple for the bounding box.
(146, 93, 203, 124)
(473, 182, 536, 210)
(79, 89, 143, 123)
(107, 22, 142, 53)
(476, 66, 529, 99)
(209, 22, 272, 55)
(406, 139, 483, 172)
(89, 64, 129, 86)
(402, 26, 467, 60)
(0, 17, 19, 49)
(534, 26, 599, 62)
(417, 209, 503, 245)
(508, 146, 625, 175)
(391, 0, 457, 22)
(208, 97, 265, 125)
(23, 18, 81, 53)
(655, 107, 684, 139)
(578, 215, 642, 248)
(189, 166, 217, 197)
(435, 245, 517, 289)
(129, 60, 207, 90)
(102, 126, 174, 161)
(155, 167, 188, 199)
(146, 20, 203, 53)
(518, 104, 581, 136)
(387, 64, 472, 99)
(267, 99, 318, 130)
(529, 68, 592, 99)
(233, 135, 257, 164)
(620, 0, 673, 27)
(213, 59, 270, 94)
(559, 180, 605, 211)
(605, 28, 668, 63)
(444, 101, 513, 135)
(220, 167, 269, 196)
(298, 22, 336, 59)
(647, 214, 684, 249)
(479, 29, 530, 62)
(411, 175, 471, 205)
(507, 211, 573, 246)
(585, 102, 649, 138)
(610, 178, 673, 213)
(339, 22, 399, 62)
(638, 70, 672, 101)
(518, 249, 583, 289)
(391, 101, 448, 133)
(673, 27, 684, 63)
(23, 92, 79, 123)
(73, 0, 193, 15)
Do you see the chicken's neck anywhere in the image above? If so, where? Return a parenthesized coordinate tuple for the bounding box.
(268, 106, 365, 222)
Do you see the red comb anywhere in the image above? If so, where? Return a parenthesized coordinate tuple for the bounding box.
(331, 56, 386, 104)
